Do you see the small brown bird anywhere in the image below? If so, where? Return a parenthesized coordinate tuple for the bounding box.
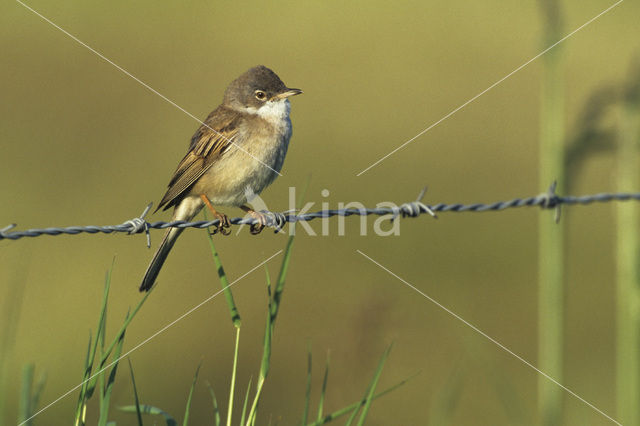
(139, 66, 302, 292)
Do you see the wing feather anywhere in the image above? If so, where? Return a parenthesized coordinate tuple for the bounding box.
(156, 108, 240, 211)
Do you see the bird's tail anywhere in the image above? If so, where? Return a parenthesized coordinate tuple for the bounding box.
(139, 226, 184, 292)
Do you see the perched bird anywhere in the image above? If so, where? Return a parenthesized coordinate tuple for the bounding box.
(139, 65, 302, 292)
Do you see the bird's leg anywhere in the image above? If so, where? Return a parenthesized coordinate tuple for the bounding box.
(241, 205, 267, 235)
(200, 194, 230, 235)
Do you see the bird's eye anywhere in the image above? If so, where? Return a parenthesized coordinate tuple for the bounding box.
(255, 90, 267, 101)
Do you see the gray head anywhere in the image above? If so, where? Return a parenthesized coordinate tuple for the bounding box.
(223, 65, 302, 110)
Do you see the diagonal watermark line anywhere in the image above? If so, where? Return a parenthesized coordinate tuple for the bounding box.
(356, 0, 624, 176)
(356, 250, 621, 425)
(15, 0, 283, 177)
(18, 250, 283, 426)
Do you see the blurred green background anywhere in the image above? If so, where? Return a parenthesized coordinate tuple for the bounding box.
(1, 0, 639, 424)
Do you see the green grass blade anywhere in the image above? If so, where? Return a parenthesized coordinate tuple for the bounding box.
(246, 375, 265, 426)
(98, 285, 108, 405)
(97, 290, 110, 418)
(308, 371, 417, 426)
(264, 266, 271, 286)
(355, 344, 392, 426)
(206, 382, 221, 426)
(127, 359, 143, 426)
(204, 212, 241, 328)
(98, 311, 128, 426)
(17, 364, 46, 426)
(249, 234, 298, 425)
(247, 380, 264, 426)
(259, 276, 274, 376)
(302, 345, 312, 426)
(247, 224, 299, 426)
(100, 289, 152, 368)
(76, 268, 113, 425)
(18, 363, 34, 424)
(270, 235, 294, 328)
(183, 361, 202, 426)
(29, 370, 46, 422)
(240, 376, 253, 426)
(260, 277, 273, 380)
(343, 395, 360, 423)
(428, 364, 464, 426)
(74, 331, 93, 425)
(86, 268, 113, 399)
(246, 268, 275, 425)
(227, 327, 241, 426)
(269, 176, 308, 328)
(316, 354, 330, 422)
(119, 405, 177, 426)
(70, 260, 147, 426)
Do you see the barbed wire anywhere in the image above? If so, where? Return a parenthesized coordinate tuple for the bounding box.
(2, 183, 640, 243)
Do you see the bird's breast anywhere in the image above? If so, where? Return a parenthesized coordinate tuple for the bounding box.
(192, 106, 292, 207)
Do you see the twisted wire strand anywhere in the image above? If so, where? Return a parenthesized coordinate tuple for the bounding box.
(2, 187, 639, 242)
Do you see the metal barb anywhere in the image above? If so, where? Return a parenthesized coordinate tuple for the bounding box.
(539, 181, 562, 223)
(391, 187, 436, 222)
(416, 186, 437, 219)
(416, 186, 428, 202)
(123, 203, 153, 248)
(0, 223, 17, 240)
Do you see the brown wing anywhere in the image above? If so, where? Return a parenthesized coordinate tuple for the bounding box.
(156, 107, 240, 211)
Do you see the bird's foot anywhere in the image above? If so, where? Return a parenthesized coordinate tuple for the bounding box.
(201, 194, 231, 236)
(212, 212, 231, 236)
(241, 206, 267, 235)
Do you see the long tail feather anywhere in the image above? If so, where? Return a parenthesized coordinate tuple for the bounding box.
(139, 196, 203, 292)
(139, 226, 184, 292)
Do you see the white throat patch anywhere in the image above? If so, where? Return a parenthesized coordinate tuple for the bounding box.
(246, 99, 291, 123)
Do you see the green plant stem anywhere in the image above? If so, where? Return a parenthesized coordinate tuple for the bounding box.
(302, 346, 312, 426)
(207, 382, 221, 426)
(354, 344, 391, 426)
(240, 376, 252, 426)
(246, 295, 270, 426)
(307, 372, 416, 426)
(537, 1, 565, 425)
(100, 289, 151, 368)
(183, 362, 202, 426)
(127, 359, 144, 426)
(316, 355, 329, 422)
(98, 314, 127, 426)
(615, 100, 640, 426)
(18, 364, 34, 425)
(271, 236, 294, 328)
(227, 327, 240, 426)
(247, 238, 295, 425)
(205, 225, 241, 328)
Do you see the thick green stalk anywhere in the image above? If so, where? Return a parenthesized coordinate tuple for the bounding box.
(227, 327, 241, 426)
(537, 1, 565, 424)
(615, 100, 640, 426)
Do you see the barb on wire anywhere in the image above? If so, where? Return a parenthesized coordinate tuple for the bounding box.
(391, 187, 437, 222)
(2, 185, 640, 242)
(539, 181, 562, 223)
(122, 203, 153, 247)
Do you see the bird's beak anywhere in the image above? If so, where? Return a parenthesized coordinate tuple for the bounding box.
(275, 88, 303, 99)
